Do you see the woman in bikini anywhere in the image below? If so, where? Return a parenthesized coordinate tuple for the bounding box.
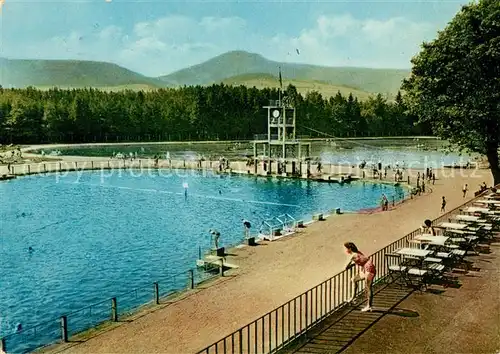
(344, 242, 376, 312)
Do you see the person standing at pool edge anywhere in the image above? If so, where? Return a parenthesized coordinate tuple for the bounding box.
(344, 242, 376, 312)
(441, 196, 447, 213)
(242, 219, 251, 238)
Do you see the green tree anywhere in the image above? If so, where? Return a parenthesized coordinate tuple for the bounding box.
(402, 0, 500, 183)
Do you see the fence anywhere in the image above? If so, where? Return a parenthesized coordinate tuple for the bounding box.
(0, 268, 219, 354)
(196, 191, 488, 354)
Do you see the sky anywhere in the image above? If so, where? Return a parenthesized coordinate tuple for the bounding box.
(0, 0, 468, 77)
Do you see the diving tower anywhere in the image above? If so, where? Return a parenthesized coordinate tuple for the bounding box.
(252, 96, 311, 176)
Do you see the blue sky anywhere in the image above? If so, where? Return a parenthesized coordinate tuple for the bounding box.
(0, 0, 468, 77)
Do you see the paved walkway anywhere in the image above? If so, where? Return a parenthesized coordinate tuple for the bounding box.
(286, 235, 500, 354)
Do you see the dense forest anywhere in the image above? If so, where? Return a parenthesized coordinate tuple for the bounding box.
(0, 84, 430, 144)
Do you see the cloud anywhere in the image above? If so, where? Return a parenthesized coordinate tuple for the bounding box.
(3, 11, 436, 77)
(118, 15, 248, 75)
(267, 14, 436, 69)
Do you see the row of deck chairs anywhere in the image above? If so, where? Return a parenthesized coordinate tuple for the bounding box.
(386, 193, 500, 290)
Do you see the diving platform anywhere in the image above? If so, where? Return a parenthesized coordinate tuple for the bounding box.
(196, 255, 239, 271)
(253, 96, 311, 176)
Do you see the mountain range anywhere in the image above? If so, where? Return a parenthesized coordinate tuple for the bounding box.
(0, 51, 410, 98)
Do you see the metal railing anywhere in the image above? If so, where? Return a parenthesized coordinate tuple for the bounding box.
(197, 191, 490, 354)
(1, 268, 219, 354)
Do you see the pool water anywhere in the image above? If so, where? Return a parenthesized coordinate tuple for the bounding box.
(0, 169, 405, 351)
(33, 139, 474, 169)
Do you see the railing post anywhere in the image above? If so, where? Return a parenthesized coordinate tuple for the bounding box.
(59, 162, 62, 171)
(1, 337, 6, 353)
(219, 259, 224, 276)
(61, 315, 68, 342)
(91, 161, 94, 169)
(189, 269, 195, 289)
(111, 297, 118, 321)
(407, 176, 410, 184)
(239, 329, 243, 353)
(305, 292, 309, 332)
(154, 282, 159, 304)
(43, 163, 46, 172)
(28, 165, 31, 174)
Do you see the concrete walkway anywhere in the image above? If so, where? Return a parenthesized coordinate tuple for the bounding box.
(287, 236, 500, 354)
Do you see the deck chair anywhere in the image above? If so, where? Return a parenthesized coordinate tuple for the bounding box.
(385, 253, 407, 287)
(405, 268, 429, 291)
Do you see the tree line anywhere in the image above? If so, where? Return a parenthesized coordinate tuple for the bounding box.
(0, 84, 430, 144)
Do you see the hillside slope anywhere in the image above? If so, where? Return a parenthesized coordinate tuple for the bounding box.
(0, 58, 167, 89)
(159, 51, 409, 94)
(221, 73, 375, 100)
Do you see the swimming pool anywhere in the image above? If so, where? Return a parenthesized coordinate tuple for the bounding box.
(0, 169, 405, 352)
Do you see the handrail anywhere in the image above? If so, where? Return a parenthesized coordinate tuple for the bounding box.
(196, 187, 495, 354)
(0, 266, 219, 353)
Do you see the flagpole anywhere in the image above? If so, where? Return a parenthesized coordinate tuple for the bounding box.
(278, 66, 282, 106)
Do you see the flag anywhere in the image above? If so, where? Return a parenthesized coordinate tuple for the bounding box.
(278, 67, 283, 89)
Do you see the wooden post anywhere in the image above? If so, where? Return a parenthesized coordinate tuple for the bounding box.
(153, 282, 159, 305)
(408, 176, 410, 184)
(61, 315, 68, 342)
(111, 297, 118, 321)
(189, 269, 194, 289)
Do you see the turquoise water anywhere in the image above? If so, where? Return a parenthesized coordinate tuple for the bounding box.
(0, 170, 405, 352)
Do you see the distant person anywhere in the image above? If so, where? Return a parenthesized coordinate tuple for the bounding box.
(421, 219, 437, 236)
(28, 246, 34, 253)
(218, 189, 222, 195)
(462, 184, 468, 198)
(344, 242, 376, 312)
(242, 219, 251, 238)
(432, 173, 436, 185)
(209, 229, 220, 249)
(441, 196, 447, 213)
(16, 323, 22, 332)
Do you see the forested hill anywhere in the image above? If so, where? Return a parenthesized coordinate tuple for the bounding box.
(0, 84, 429, 145)
(159, 51, 409, 94)
(1, 51, 409, 96)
